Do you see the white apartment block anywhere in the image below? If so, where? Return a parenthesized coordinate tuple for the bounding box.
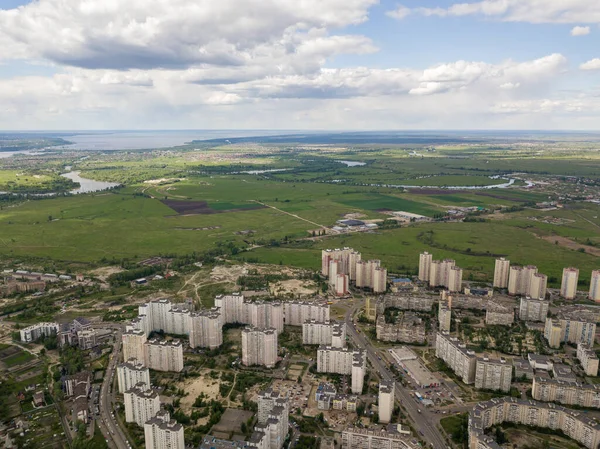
(328, 260, 339, 288)
(508, 265, 545, 298)
(283, 301, 330, 326)
(447, 266, 463, 293)
(138, 299, 191, 336)
(519, 297, 549, 322)
(544, 317, 596, 349)
(242, 327, 278, 368)
(144, 339, 184, 372)
(590, 270, 600, 302)
(493, 258, 510, 289)
(341, 427, 416, 449)
(578, 343, 599, 377)
(117, 359, 151, 393)
(529, 273, 548, 301)
(378, 381, 395, 424)
(419, 252, 433, 282)
(189, 308, 223, 349)
(429, 259, 463, 292)
(122, 329, 148, 363)
(251, 388, 289, 449)
(469, 397, 600, 449)
(317, 346, 366, 394)
(438, 301, 452, 332)
(214, 293, 245, 325)
(334, 274, 349, 296)
(20, 322, 59, 343)
(321, 248, 361, 280)
(532, 376, 600, 409)
(302, 320, 346, 348)
(561, 267, 579, 300)
(356, 259, 387, 292)
(124, 383, 160, 427)
(245, 301, 284, 334)
(435, 332, 477, 384)
(144, 410, 185, 449)
(475, 357, 512, 393)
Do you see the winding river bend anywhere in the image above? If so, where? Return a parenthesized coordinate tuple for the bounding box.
(60, 171, 120, 194)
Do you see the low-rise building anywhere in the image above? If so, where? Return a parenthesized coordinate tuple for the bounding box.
(341, 426, 417, 449)
(20, 322, 59, 343)
(528, 354, 553, 371)
(552, 364, 577, 383)
(513, 359, 534, 380)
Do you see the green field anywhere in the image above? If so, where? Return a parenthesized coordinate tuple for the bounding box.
(3, 350, 35, 368)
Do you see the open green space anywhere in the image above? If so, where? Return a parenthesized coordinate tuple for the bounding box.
(3, 350, 35, 367)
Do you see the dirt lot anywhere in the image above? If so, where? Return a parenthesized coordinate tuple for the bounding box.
(539, 235, 600, 257)
(177, 370, 222, 413)
(270, 279, 317, 297)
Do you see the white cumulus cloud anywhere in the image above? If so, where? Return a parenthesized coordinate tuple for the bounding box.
(571, 26, 591, 35)
(580, 58, 600, 70)
(386, 5, 411, 20)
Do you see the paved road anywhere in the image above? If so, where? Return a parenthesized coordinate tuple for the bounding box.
(344, 301, 449, 449)
(98, 326, 130, 449)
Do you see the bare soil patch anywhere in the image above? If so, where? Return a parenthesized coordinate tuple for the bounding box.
(539, 235, 600, 257)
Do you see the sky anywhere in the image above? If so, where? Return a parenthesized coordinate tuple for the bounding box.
(0, 0, 599, 130)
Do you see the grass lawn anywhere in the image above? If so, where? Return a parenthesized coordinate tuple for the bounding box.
(3, 350, 35, 368)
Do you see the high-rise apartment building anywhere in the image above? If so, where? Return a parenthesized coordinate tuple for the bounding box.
(252, 388, 289, 449)
(373, 267, 388, 293)
(214, 293, 245, 325)
(485, 307, 514, 326)
(418, 252, 433, 282)
(189, 308, 223, 349)
(242, 327, 278, 368)
(334, 274, 349, 296)
(122, 329, 147, 363)
(117, 359, 151, 393)
(508, 265, 547, 299)
(378, 381, 395, 424)
(578, 343, 599, 377)
(302, 320, 346, 348)
(544, 317, 596, 349)
(447, 266, 463, 293)
(493, 258, 510, 289)
(529, 273, 548, 300)
(561, 267, 580, 300)
(341, 427, 415, 449)
(469, 397, 600, 449)
(124, 383, 160, 427)
(429, 259, 456, 288)
(475, 357, 512, 392)
(283, 301, 330, 326)
(590, 270, 600, 302)
(532, 376, 600, 409)
(144, 339, 184, 372)
(435, 332, 477, 384)
(144, 410, 185, 449)
(317, 346, 366, 394)
(328, 260, 339, 288)
(438, 300, 451, 332)
(519, 297, 549, 322)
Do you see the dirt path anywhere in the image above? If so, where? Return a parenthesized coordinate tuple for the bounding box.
(250, 200, 327, 229)
(575, 213, 600, 231)
(539, 234, 600, 257)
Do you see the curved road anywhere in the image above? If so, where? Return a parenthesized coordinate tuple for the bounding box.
(344, 301, 449, 449)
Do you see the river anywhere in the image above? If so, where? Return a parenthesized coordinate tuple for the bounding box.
(60, 171, 120, 194)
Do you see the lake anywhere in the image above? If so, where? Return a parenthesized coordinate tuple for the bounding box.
(61, 171, 120, 194)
